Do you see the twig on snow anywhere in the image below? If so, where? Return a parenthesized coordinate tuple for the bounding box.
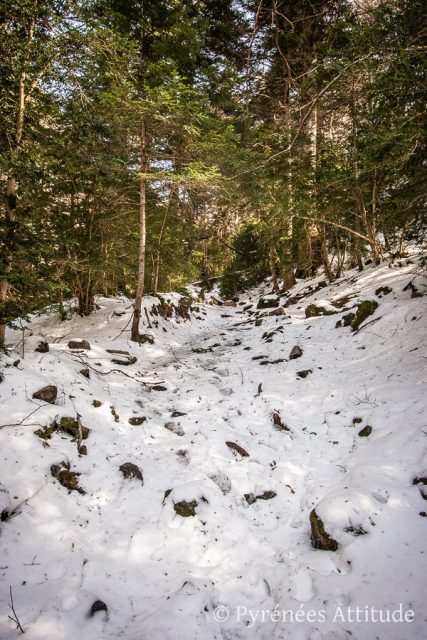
(8, 586, 25, 634)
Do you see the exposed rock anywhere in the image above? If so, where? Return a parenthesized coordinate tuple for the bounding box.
(269, 307, 286, 316)
(351, 300, 379, 331)
(342, 312, 355, 327)
(375, 286, 392, 297)
(111, 356, 137, 366)
(272, 412, 290, 431)
(255, 318, 263, 326)
(32, 385, 57, 404)
(297, 369, 312, 379)
(171, 410, 187, 418)
(59, 417, 89, 440)
(245, 491, 277, 505)
(51, 463, 85, 494)
(305, 303, 338, 318)
(119, 462, 143, 483)
(310, 509, 338, 551)
(128, 416, 146, 426)
(352, 417, 363, 424)
(137, 334, 155, 344)
(174, 499, 197, 517)
(151, 296, 192, 321)
(165, 422, 185, 436)
(35, 341, 49, 353)
(226, 441, 249, 457)
(92, 400, 102, 408)
(151, 384, 167, 391)
(80, 368, 90, 379)
(343, 524, 368, 536)
(289, 345, 303, 360)
(90, 600, 108, 617)
(34, 424, 57, 440)
(358, 425, 372, 437)
(257, 296, 279, 309)
(78, 444, 87, 456)
(68, 340, 91, 350)
(413, 477, 427, 486)
(403, 280, 423, 298)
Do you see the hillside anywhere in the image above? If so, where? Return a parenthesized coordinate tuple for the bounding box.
(0, 250, 426, 640)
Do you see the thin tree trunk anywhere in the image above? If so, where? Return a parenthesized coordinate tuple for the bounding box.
(268, 245, 280, 292)
(152, 182, 177, 295)
(131, 115, 147, 342)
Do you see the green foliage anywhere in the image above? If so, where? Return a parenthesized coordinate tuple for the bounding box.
(220, 224, 269, 299)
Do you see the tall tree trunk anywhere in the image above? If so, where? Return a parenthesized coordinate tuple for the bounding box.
(131, 115, 147, 342)
(268, 245, 280, 292)
(0, 179, 18, 344)
(0, 10, 34, 344)
(152, 181, 177, 295)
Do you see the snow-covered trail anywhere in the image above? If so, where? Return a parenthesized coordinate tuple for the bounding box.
(0, 254, 426, 640)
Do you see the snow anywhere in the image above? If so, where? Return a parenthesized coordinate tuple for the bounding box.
(0, 252, 426, 639)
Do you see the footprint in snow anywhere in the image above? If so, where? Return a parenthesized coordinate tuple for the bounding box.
(290, 570, 315, 602)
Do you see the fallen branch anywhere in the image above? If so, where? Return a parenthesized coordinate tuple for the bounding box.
(0, 405, 43, 430)
(8, 586, 25, 634)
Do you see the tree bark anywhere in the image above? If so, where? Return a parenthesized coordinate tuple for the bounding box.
(131, 115, 147, 341)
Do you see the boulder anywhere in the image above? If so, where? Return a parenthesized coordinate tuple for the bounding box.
(305, 303, 338, 318)
(297, 369, 312, 379)
(32, 385, 57, 404)
(128, 416, 146, 426)
(35, 341, 49, 353)
(342, 312, 355, 327)
(309, 509, 338, 551)
(289, 345, 303, 360)
(68, 339, 91, 350)
(351, 300, 378, 331)
(257, 296, 279, 309)
(119, 462, 143, 483)
(59, 417, 89, 439)
(375, 286, 392, 297)
(111, 356, 137, 366)
(358, 425, 372, 437)
(174, 500, 197, 517)
(90, 600, 108, 618)
(269, 307, 286, 316)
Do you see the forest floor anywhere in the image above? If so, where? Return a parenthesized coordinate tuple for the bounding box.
(0, 250, 426, 640)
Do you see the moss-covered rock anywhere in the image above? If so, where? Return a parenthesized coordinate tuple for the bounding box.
(174, 500, 197, 517)
(59, 417, 89, 440)
(310, 509, 338, 551)
(305, 303, 338, 318)
(51, 463, 85, 494)
(34, 424, 57, 440)
(351, 300, 379, 331)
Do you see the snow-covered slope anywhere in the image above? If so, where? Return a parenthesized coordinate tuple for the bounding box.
(0, 252, 426, 640)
